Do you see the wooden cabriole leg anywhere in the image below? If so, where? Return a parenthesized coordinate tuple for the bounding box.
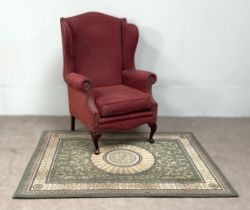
(71, 116, 75, 131)
(148, 122, 157, 143)
(90, 131, 102, 155)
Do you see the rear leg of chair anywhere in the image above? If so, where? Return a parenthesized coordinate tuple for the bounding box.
(148, 122, 157, 143)
(71, 116, 75, 131)
(90, 131, 102, 155)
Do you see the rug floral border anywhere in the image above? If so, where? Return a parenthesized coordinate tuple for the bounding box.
(14, 131, 238, 198)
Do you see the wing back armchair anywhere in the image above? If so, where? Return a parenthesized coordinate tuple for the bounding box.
(60, 12, 158, 154)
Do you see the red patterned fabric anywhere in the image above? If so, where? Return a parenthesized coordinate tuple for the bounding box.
(94, 85, 152, 117)
(68, 86, 98, 130)
(66, 72, 92, 91)
(60, 12, 158, 132)
(99, 110, 153, 124)
(121, 20, 139, 70)
(122, 69, 157, 93)
(62, 12, 122, 87)
(100, 115, 155, 130)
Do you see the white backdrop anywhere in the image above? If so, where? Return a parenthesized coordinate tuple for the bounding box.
(0, 0, 250, 116)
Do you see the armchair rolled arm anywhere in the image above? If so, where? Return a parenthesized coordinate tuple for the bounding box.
(122, 69, 157, 93)
(65, 72, 92, 92)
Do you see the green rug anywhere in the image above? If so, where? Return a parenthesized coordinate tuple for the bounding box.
(14, 131, 237, 198)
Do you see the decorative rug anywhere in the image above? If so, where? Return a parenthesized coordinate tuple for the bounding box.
(14, 131, 237, 198)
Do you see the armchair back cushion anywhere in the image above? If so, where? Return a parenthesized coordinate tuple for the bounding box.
(64, 12, 127, 87)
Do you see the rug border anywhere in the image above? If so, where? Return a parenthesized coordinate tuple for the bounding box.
(13, 131, 238, 199)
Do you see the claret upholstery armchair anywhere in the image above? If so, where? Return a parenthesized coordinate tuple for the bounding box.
(60, 12, 158, 154)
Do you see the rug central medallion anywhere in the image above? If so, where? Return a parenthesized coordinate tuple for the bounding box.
(91, 144, 155, 174)
(105, 149, 140, 166)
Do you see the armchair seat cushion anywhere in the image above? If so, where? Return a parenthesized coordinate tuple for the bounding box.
(94, 85, 152, 117)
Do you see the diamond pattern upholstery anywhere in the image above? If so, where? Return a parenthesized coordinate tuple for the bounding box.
(94, 85, 152, 117)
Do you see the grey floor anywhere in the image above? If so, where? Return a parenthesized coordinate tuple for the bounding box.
(0, 117, 250, 210)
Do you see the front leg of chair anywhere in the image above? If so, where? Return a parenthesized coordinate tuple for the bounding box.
(148, 122, 157, 143)
(90, 131, 102, 155)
